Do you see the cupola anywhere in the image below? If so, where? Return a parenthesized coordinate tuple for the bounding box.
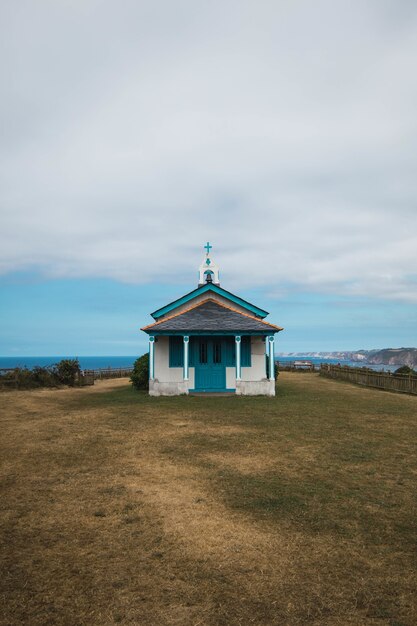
(198, 242, 220, 287)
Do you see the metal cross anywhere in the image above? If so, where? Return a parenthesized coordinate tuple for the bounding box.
(204, 242, 212, 254)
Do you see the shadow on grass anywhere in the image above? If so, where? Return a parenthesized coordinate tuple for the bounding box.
(161, 426, 416, 543)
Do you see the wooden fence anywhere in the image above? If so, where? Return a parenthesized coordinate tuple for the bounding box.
(276, 360, 318, 372)
(84, 366, 134, 380)
(319, 364, 417, 396)
(0, 368, 18, 389)
(77, 372, 95, 386)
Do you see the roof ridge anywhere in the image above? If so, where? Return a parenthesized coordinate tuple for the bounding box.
(141, 297, 283, 332)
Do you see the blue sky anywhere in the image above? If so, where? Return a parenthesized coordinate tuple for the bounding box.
(1, 1, 416, 356)
(1, 270, 416, 356)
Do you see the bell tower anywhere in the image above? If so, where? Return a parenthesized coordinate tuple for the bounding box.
(198, 242, 220, 287)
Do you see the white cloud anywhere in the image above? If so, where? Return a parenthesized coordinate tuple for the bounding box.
(1, 0, 417, 301)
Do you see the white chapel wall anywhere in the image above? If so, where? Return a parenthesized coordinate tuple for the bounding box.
(154, 337, 182, 382)
(226, 367, 235, 389)
(153, 334, 268, 391)
(227, 336, 267, 386)
(153, 336, 195, 388)
(242, 336, 267, 381)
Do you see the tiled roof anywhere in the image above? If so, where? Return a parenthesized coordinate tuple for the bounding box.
(142, 299, 283, 333)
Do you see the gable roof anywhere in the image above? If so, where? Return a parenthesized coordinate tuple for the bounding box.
(142, 298, 283, 334)
(150, 283, 269, 320)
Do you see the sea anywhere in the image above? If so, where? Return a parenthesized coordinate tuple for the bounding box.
(0, 354, 398, 372)
(0, 356, 138, 370)
(276, 356, 398, 373)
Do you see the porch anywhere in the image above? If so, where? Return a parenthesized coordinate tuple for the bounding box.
(148, 333, 276, 396)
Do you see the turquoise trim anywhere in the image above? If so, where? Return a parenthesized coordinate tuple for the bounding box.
(147, 330, 279, 336)
(183, 335, 189, 380)
(268, 335, 275, 380)
(151, 284, 269, 319)
(149, 335, 155, 380)
(235, 335, 241, 381)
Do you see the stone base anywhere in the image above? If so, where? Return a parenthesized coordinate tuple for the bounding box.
(235, 379, 275, 396)
(149, 379, 275, 397)
(149, 379, 189, 396)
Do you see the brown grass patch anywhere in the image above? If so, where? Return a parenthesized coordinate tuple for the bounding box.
(1, 374, 416, 625)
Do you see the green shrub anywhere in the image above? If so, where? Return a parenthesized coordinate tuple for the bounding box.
(0, 359, 82, 390)
(32, 365, 59, 387)
(14, 367, 39, 389)
(394, 365, 417, 376)
(265, 356, 279, 379)
(54, 359, 81, 386)
(130, 353, 149, 390)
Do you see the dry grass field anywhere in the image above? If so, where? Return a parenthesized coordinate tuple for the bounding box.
(1, 373, 416, 626)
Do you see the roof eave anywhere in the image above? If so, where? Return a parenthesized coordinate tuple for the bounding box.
(141, 328, 283, 336)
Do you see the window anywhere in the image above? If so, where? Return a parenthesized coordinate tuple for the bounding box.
(213, 341, 222, 364)
(199, 341, 208, 364)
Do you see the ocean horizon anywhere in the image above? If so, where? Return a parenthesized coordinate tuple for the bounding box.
(0, 356, 139, 370)
(276, 355, 398, 372)
(0, 354, 398, 372)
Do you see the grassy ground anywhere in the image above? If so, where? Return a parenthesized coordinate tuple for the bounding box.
(1, 373, 416, 626)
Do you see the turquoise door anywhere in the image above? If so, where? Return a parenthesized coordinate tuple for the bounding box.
(194, 337, 226, 391)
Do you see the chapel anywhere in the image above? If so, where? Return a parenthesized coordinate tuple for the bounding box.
(141, 243, 283, 396)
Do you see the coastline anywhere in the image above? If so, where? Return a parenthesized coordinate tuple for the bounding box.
(0, 354, 406, 373)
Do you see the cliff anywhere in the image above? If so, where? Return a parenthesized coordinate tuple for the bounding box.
(366, 348, 417, 367)
(277, 348, 417, 367)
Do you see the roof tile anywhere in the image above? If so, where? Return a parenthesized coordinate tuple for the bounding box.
(142, 299, 283, 333)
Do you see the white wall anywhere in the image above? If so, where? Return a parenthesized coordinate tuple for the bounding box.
(227, 336, 267, 386)
(154, 336, 180, 381)
(153, 336, 194, 388)
(242, 336, 267, 381)
(152, 335, 266, 389)
(226, 366, 235, 389)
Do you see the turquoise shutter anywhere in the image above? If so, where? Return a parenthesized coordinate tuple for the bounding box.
(169, 337, 184, 367)
(225, 337, 236, 366)
(241, 336, 251, 367)
(189, 337, 195, 366)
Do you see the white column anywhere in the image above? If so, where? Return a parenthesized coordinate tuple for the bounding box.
(149, 336, 155, 380)
(235, 335, 241, 381)
(268, 336, 275, 380)
(183, 336, 189, 380)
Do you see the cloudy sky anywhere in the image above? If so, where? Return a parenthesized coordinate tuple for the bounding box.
(1, 0, 416, 356)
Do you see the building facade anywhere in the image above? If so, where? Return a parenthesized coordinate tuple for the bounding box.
(141, 244, 283, 396)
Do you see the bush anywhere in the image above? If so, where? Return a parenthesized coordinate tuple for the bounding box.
(265, 356, 279, 380)
(394, 365, 417, 376)
(0, 366, 57, 390)
(0, 359, 82, 391)
(130, 353, 149, 390)
(54, 359, 81, 386)
(15, 368, 36, 389)
(32, 365, 60, 387)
